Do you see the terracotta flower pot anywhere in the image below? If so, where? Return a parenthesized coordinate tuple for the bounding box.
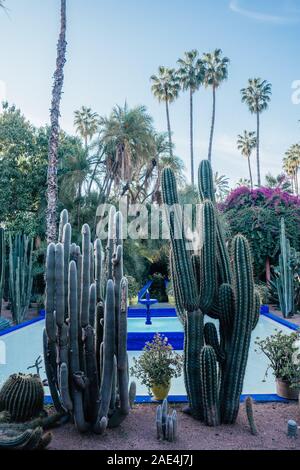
(276, 378, 299, 400)
(151, 381, 171, 401)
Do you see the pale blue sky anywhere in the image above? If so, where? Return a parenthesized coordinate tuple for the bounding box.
(0, 0, 299, 184)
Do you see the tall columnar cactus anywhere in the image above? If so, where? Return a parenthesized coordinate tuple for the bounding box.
(0, 228, 5, 316)
(44, 208, 133, 434)
(276, 218, 295, 318)
(162, 160, 259, 425)
(8, 233, 33, 324)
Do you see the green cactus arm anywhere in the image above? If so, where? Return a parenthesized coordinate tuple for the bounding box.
(200, 346, 220, 426)
(162, 168, 198, 311)
(220, 235, 255, 424)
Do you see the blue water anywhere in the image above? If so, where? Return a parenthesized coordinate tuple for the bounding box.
(0, 314, 294, 400)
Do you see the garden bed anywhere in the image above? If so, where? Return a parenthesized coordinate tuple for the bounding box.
(47, 402, 300, 450)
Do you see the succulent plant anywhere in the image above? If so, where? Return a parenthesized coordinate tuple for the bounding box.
(245, 396, 257, 435)
(44, 208, 134, 434)
(162, 160, 259, 425)
(156, 399, 177, 442)
(8, 233, 33, 324)
(287, 419, 298, 438)
(0, 373, 44, 423)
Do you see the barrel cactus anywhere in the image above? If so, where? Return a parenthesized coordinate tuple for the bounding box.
(162, 160, 259, 425)
(44, 208, 134, 434)
(0, 373, 44, 422)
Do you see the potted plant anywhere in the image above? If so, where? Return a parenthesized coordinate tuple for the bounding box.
(130, 333, 182, 401)
(255, 330, 300, 399)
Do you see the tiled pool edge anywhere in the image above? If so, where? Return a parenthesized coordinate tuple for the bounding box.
(44, 393, 289, 404)
(261, 311, 299, 331)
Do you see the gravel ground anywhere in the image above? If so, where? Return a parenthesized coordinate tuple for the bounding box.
(48, 402, 300, 450)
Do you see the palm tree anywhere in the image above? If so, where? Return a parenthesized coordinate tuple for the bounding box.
(202, 49, 230, 162)
(59, 141, 90, 229)
(241, 78, 272, 187)
(46, 0, 67, 243)
(74, 106, 99, 149)
(283, 143, 300, 194)
(150, 66, 180, 157)
(177, 50, 204, 185)
(214, 172, 230, 202)
(237, 130, 256, 189)
(265, 173, 292, 193)
(99, 103, 155, 200)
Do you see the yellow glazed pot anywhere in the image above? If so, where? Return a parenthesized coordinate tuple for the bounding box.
(151, 382, 171, 401)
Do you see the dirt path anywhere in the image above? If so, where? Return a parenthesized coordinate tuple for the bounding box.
(49, 402, 300, 450)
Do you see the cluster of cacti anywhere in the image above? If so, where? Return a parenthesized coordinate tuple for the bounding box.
(0, 375, 65, 450)
(162, 160, 260, 426)
(0, 228, 5, 316)
(44, 208, 135, 433)
(0, 373, 44, 422)
(245, 396, 257, 435)
(8, 233, 33, 324)
(156, 399, 177, 442)
(276, 218, 296, 318)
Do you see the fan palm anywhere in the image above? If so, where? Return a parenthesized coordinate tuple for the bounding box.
(74, 106, 99, 149)
(150, 66, 180, 157)
(214, 172, 230, 202)
(241, 78, 272, 187)
(46, 0, 67, 243)
(99, 103, 155, 199)
(265, 173, 292, 193)
(283, 143, 300, 195)
(237, 130, 256, 189)
(177, 50, 205, 185)
(202, 49, 230, 162)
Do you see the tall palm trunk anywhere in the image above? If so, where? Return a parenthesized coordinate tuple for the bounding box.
(208, 85, 216, 162)
(190, 88, 194, 186)
(247, 155, 253, 189)
(256, 111, 261, 186)
(165, 97, 173, 158)
(46, 0, 67, 243)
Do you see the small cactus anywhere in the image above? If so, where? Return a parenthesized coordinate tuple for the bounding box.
(156, 399, 177, 442)
(287, 420, 298, 438)
(245, 396, 257, 435)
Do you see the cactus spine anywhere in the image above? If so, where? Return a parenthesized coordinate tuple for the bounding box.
(162, 160, 258, 425)
(8, 233, 33, 324)
(276, 218, 295, 318)
(44, 208, 133, 434)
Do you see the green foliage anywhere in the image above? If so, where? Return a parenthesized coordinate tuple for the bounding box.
(255, 282, 269, 305)
(150, 273, 168, 302)
(255, 331, 300, 386)
(130, 333, 183, 393)
(126, 276, 139, 302)
(221, 186, 300, 278)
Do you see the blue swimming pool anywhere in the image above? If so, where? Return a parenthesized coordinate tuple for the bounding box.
(0, 309, 297, 402)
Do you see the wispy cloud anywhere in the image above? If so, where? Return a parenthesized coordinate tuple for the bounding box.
(229, 0, 300, 24)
